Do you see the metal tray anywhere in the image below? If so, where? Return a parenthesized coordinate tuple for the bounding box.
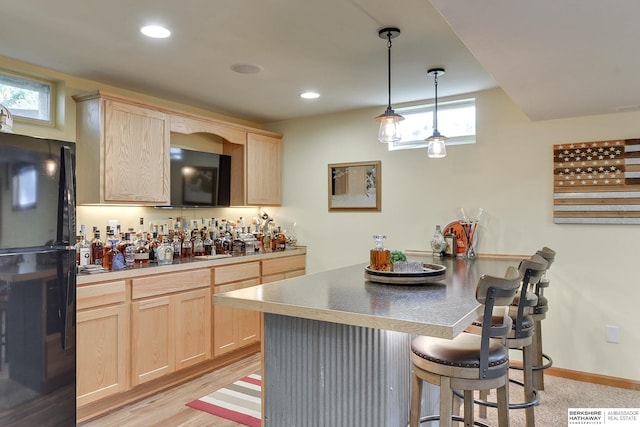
(364, 263, 446, 285)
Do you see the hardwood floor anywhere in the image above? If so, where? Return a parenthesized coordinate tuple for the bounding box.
(81, 353, 261, 427)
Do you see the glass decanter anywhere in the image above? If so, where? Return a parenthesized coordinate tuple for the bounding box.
(370, 235, 391, 271)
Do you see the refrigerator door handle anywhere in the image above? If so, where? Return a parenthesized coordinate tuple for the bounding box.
(58, 146, 76, 350)
(57, 146, 76, 247)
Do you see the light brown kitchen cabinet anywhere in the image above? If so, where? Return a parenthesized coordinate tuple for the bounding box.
(73, 91, 171, 205)
(245, 132, 282, 206)
(261, 254, 306, 283)
(130, 269, 211, 386)
(212, 262, 261, 357)
(130, 295, 174, 386)
(175, 288, 212, 369)
(76, 281, 129, 407)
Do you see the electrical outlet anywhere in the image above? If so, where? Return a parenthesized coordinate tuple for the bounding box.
(606, 325, 620, 343)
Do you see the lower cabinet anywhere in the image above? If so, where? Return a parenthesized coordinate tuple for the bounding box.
(130, 269, 211, 386)
(76, 281, 129, 406)
(213, 262, 261, 357)
(77, 251, 304, 415)
(130, 295, 174, 386)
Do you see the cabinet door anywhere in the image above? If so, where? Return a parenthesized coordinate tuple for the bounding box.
(131, 296, 175, 386)
(77, 303, 129, 406)
(174, 288, 211, 370)
(213, 278, 259, 357)
(246, 133, 282, 205)
(103, 99, 170, 204)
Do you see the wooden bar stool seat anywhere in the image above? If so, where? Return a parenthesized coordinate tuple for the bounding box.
(409, 266, 522, 427)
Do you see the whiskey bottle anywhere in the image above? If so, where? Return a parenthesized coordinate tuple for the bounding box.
(77, 225, 91, 267)
(90, 227, 104, 266)
(133, 235, 150, 266)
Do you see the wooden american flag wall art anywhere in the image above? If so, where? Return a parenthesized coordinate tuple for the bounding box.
(553, 138, 640, 224)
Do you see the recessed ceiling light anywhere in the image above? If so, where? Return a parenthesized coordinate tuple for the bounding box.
(140, 25, 171, 39)
(231, 64, 263, 74)
(300, 91, 320, 99)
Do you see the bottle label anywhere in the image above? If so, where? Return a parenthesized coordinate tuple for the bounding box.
(79, 248, 91, 266)
(134, 253, 149, 260)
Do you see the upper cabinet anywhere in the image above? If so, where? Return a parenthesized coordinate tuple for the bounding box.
(74, 90, 282, 207)
(171, 113, 283, 206)
(245, 133, 282, 206)
(73, 91, 171, 205)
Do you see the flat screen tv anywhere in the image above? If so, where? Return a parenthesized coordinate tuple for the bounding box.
(167, 147, 231, 207)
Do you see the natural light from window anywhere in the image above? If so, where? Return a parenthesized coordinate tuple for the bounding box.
(389, 98, 476, 150)
(0, 70, 53, 125)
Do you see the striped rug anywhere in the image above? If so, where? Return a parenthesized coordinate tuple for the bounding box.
(186, 373, 261, 427)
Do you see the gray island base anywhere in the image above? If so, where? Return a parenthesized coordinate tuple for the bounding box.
(214, 257, 519, 426)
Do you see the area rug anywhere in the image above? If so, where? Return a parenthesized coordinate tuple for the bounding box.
(186, 373, 261, 427)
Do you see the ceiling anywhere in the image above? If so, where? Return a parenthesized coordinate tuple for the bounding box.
(2, 0, 638, 124)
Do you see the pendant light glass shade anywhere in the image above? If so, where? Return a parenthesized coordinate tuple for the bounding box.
(375, 106, 403, 143)
(426, 68, 447, 158)
(375, 27, 404, 144)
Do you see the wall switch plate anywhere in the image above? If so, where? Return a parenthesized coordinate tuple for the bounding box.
(606, 325, 620, 343)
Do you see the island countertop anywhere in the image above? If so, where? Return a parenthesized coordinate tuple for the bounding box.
(214, 256, 518, 339)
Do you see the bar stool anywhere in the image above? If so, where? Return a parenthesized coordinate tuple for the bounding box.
(528, 247, 555, 390)
(469, 254, 547, 427)
(409, 266, 522, 427)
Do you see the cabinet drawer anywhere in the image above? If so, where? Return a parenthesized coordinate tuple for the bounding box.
(77, 281, 127, 310)
(262, 255, 306, 276)
(132, 269, 210, 300)
(214, 278, 260, 294)
(213, 262, 260, 285)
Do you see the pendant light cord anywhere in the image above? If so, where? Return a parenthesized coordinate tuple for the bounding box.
(386, 33, 392, 109)
(433, 73, 439, 133)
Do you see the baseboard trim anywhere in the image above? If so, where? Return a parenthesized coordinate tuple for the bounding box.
(510, 361, 640, 391)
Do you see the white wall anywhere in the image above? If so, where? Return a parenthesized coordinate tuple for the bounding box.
(265, 88, 640, 381)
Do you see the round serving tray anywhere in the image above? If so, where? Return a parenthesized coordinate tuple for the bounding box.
(364, 263, 447, 285)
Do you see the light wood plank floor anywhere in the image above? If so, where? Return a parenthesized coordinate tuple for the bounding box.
(81, 353, 261, 427)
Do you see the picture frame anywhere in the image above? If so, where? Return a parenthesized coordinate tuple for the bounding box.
(182, 166, 216, 205)
(328, 160, 381, 211)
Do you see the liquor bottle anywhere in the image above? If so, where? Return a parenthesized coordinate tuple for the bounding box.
(77, 224, 91, 267)
(181, 234, 192, 258)
(155, 237, 174, 266)
(172, 234, 182, 259)
(192, 232, 205, 257)
(430, 225, 447, 256)
(148, 230, 159, 262)
(133, 235, 150, 266)
(444, 227, 456, 257)
(102, 227, 115, 270)
(203, 231, 214, 255)
(370, 234, 391, 271)
(90, 227, 104, 266)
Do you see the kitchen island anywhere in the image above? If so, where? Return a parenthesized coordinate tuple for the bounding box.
(214, 255, 520, 427)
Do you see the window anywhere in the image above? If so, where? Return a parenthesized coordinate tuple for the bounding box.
(389, 98, 476, 151)
(0, 70, 54, 125)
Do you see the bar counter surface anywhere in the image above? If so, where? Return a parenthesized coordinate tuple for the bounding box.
(215, 255, 521, 427)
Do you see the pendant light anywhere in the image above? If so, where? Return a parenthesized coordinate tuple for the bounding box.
(375, 27, 404, 144)
(426, 68, 447, 158)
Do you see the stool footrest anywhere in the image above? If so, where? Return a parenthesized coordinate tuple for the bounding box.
(509, 352, 553, 372)
(453, 378, 540, 410)
(418, 414, 492, 426)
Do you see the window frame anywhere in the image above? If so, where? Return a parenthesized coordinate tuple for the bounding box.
(0, 69, 55, 127)
(389, 97, 476, 151)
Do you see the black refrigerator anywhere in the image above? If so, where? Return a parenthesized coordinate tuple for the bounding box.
(0, 132, 76, 426)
